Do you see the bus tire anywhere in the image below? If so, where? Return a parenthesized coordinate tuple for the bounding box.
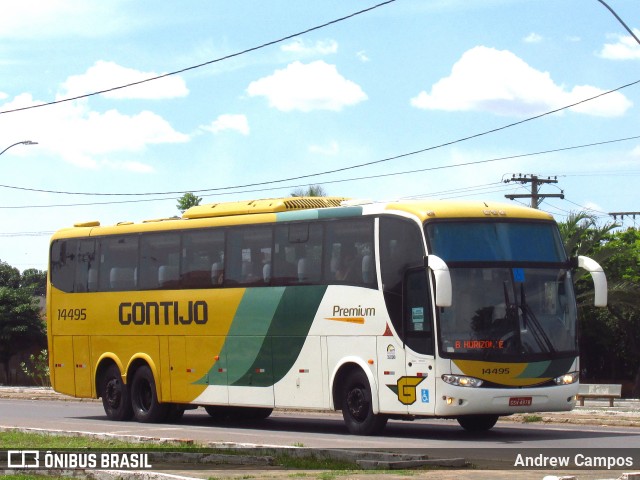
(457, 414, 499, 432)
(100, 364, 133, 421)
(130, 366, 168, 423)
(242, 407, 273, 420)
(204, 405, 228, 420)
(341, 369, 387, 435)
(165, 404, 186, 422)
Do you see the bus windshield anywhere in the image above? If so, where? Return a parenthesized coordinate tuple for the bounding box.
(425, 221, 577, 360)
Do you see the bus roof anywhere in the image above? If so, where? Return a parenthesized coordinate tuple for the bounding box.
(387, 200, 554, 222)
(50, 198, 554, 240)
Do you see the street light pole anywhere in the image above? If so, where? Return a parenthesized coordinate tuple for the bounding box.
(0, 140, 38, 157)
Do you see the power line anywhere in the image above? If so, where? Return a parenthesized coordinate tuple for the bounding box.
(0, 231, 54, 238)
(596, 0, 640, 46)
(0, 1, 397, 116)
(2, 133, 640, 209)
(1, 127, 639, 199)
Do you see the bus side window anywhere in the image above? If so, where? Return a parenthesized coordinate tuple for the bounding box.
(98, 236, 139, 291)
(75, 239, 97, 292)
(324, 219, 375, 287)
(273, 223, 323, 285)
(139, 233, 180, 290)
(182, 229, 225, 288)
(50, 239, 77, 293)
(404, 269, 434, 356)
(226, 226, 272, 286)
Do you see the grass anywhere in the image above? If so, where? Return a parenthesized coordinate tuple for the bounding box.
(2, 476, 67, 480)
(522, 414, 544, 423)
(0, 431, 360, 471)
(0, 430, 152, 449)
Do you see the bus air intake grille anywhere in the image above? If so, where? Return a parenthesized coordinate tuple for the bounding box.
(183, 197, 350, 219)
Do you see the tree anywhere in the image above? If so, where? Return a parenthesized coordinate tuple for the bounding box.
(559, 213, 640, 395)
(290, 185, 327, 197)
(0, 260, 20, 289)
(0, 286, 46, 384)
(177, 193, 202, 214)
(21, 269, 47, 297)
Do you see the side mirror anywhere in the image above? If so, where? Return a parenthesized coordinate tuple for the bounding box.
(577, 256, 608, 307)
(426, 254, 452, 307)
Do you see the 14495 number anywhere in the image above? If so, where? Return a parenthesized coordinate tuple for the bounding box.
(482, 367, 510, 375)
(57, 308, 87, 321)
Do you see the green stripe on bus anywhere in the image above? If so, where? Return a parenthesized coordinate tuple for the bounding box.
(231, 285, 327, 386)
(517, 357, 574, 379)
(198, 285, 327, 387)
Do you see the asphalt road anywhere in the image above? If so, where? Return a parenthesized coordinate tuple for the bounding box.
(1, 397, 639, 451)
(2, 395, 640, 479)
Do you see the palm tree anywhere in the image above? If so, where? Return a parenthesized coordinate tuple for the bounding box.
(559, 212, 622, 307)
(559, 212, 640, 393)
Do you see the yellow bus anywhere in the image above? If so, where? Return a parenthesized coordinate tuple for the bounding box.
(47, 197, 607, 434)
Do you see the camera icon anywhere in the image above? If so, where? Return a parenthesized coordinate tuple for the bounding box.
(7, 450, 40, 468)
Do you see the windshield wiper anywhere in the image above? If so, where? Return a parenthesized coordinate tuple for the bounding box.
(519, 284, 556, 353)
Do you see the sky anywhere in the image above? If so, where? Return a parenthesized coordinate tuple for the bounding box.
(0, 0, 639, 272)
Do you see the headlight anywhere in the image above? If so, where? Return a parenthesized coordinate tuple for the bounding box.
(442, 374, 483, 388)
(554, 371, 579, 385)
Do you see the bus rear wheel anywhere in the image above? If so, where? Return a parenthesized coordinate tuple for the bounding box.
(457, 414, 499, 432)
(341, 369, 387, 435)
(101, 364, 133, 421)
(130, 366, 168, 423)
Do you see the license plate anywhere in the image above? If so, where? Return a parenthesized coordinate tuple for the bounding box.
(509, 396, 532, 407)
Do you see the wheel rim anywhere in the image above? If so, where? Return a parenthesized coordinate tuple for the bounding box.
(346, 386, 369, 422)
(105, 378, 122, 409)
(136, 380, 153, 413)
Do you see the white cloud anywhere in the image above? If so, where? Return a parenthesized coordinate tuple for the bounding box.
(309, 141, 339, 155)
(356, 51, 371, 62)
(281, 39, 338, 56)
(598, 30, 640, 60)
(410, 46, 632, 117)
(583, 201, 605, 214)
(631, 146, 640, 157)
(247, 61, 367, 112)
(0, 0, 133, 39)
(523, 33, 543, 43)
(0, 93, 189, 170)
(60, 61, 189, 100)
(202, 114, 250, 135)
(101, 160, 156, 173)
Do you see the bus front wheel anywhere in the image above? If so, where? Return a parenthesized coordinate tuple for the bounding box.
(100, 364, 133, 421)
(341, 369, 387, 435)
(130, 366, 168, 423)
(457, 414, 499, 432)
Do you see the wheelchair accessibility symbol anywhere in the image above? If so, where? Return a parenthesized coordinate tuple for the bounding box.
(421, 389, 430, 403)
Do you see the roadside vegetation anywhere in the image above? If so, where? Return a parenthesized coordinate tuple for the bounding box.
(0, 431, 360, 471)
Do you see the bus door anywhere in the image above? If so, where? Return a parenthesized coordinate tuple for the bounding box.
(402, 268, 436, 415)
(51, 336, 75, 396)
(168, 337, 188, 402)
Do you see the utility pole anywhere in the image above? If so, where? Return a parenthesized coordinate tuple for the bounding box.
(504, 174, 564, 209)
(609, 212, 640, 226)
